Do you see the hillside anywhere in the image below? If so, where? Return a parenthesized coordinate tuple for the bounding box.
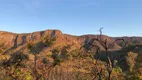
(0, 29, 142, 80)
(0, 29, 141, 54)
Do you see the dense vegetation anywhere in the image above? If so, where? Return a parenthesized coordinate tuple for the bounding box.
(0, 30, 142, 80)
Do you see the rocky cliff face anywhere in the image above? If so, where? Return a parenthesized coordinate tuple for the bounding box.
(0, 30, 62, 47)
(0, 29, 142, 54)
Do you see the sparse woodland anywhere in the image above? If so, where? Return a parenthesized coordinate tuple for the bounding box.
(0, 29, 142, 80)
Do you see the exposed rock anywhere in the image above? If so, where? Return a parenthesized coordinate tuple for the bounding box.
(0, 29, 142, 54)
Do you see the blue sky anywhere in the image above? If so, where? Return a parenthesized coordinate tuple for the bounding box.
(0, 0, 142, 37)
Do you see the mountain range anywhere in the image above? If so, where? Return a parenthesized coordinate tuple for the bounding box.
(0, 29, 142, 54)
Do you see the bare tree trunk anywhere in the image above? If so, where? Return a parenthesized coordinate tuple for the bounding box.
(34, 54, 38, 80)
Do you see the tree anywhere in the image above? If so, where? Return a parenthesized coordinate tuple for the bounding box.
(27, 36, 56, 80)
(81, 28, 125, 80)
(42, 36, 56, 47)
(27, 40, 47, 80)
(126, 52, 138, 72)
(2, 51, 29, 80)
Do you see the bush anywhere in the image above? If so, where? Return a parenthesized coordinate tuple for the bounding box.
(126, 52, 138, 72)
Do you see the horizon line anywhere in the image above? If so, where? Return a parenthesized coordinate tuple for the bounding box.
(0, 29, 142, 37)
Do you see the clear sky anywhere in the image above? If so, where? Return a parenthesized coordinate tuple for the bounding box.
(0, 0, 142, 37)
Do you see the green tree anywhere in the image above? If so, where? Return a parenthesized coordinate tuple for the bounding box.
(27, 36, 56, 80)
(2, 51, 29, 80)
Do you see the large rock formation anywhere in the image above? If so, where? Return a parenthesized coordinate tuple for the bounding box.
(0, 29, 142, 54)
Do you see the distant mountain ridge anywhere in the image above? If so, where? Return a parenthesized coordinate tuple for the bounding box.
(0, 29, 142, 54)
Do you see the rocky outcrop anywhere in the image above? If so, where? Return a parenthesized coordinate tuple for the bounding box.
(0, 30, 63, 47)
